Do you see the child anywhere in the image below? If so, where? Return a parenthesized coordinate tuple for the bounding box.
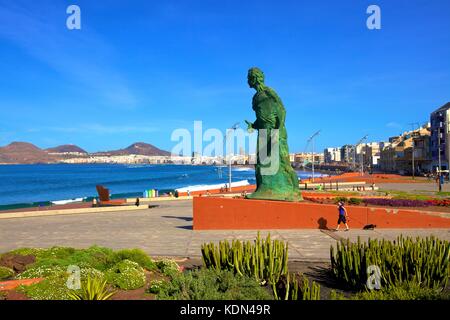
(335, 202, 349, 231)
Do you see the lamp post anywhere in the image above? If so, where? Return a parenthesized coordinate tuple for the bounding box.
(355, 135, 368, 176)
(226, 123, 239, 192)
(409, 122, 420, 179)
(438, 125, 442, 192)
(307, 130, 321, 183)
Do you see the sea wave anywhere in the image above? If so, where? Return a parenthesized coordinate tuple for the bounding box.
(233, 167, 254, 172)
(51, 197, 85, 205)
(175, 180, 250, 192)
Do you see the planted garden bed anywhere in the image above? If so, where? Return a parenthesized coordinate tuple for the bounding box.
(1, 233, 449, 300)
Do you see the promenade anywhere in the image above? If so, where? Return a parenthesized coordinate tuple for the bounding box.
(1, 200, 449, 261)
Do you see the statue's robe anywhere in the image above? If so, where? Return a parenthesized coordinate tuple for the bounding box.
(247, 86, 302, 201)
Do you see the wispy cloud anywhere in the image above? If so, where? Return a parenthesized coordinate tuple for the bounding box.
(0, 2, 137, 109)
(386, 122, 402, 129)
(47, 124, 159, 134)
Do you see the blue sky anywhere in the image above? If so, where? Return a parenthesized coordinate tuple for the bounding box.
(0, 0, 449, 153)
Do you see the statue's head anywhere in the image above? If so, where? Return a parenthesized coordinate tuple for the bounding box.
(247, 67, 265, 89)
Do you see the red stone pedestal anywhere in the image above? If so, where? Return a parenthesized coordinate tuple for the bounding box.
(193, 197, 450, 230)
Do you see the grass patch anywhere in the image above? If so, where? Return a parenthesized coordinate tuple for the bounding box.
(156, 268, 272, 300)
(351, 282, 450, 300)
(105, 259, 146, 290)
(0, 266, 15, 280)
(378, 190, 435, 201)
(436, 191, 450, 197)
(3, 246, 157, 273)
(18, 271, 72, 300)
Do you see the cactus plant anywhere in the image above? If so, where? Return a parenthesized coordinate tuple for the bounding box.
(330, 236, 450, 290)
(201, 232, 289, 297)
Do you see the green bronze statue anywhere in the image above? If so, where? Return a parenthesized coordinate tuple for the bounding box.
(245, 67, 302, 201)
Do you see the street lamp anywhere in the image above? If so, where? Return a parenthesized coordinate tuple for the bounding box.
(408, 122, 420, 179)
(354, 135, 368, 176)
(307, 130, 321, 182)
(225, 122, 240, 192)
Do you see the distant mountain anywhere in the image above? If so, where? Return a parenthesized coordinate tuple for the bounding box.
(0, 142, 57, 164)
(95, 142, 171, 156)
(0, 141, 171, 164)
(46, 144, 87, 154)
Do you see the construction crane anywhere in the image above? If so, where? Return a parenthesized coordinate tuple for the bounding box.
(307, 130, 321, 182)
(354, 135, 368, 175)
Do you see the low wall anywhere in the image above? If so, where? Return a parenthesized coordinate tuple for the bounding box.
(0, 204, 149, 220)
(193, 197, 450, 230)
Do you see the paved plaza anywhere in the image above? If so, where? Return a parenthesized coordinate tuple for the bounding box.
(0, 200, 449, 261)
(377, 182, 450, 193)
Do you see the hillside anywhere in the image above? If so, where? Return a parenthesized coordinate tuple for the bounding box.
(95, 142, 171, 156)
(45, 144, 87, 154)
(0, 141, 172, 164)
(0, 142, 57, 164)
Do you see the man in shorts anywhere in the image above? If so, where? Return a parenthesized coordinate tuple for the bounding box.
(335, 201, 349, 231)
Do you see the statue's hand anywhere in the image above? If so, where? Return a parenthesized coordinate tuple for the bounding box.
(245, 120, 254, 133)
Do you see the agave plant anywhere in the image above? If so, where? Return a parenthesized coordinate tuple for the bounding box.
(68, 276, 116, 300)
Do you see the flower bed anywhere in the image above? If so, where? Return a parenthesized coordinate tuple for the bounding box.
(304, 196, 450, 208)
(362, 198, 433, 207)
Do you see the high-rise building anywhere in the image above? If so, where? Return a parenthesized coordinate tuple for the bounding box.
(430, 102, 450, 172)
(324, 147, 341, 163)
(362, 142, 382, 169)
(379, 124, 431, 174)
(340, 145, 354, 164)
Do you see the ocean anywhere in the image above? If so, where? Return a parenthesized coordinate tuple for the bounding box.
(0, 164, 323, 207)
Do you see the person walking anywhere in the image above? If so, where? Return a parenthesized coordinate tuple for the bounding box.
(334, 201, 349, 231)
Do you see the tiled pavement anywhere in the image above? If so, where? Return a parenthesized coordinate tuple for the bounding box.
(0, 200, 449, 261)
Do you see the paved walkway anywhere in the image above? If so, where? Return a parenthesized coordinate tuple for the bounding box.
(0, 200, 449, 261)
(377, 182, 450, 193)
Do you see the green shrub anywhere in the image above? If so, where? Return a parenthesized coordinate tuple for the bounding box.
(30, 246, 115, 271)
(18, 246, 158, 272)
(19, 271, 72, 300)
(335, 197, 348, 204)
(5, 248, 44, 256)
(68, 276, 116, 300)
(156, 259, 180, 277)
(148, 279, 170, 294)
(16, 265, 65, 279)
(157, 268, 272, 300)
(112, 249, 156, 271)
(351, 282, 450, 300)
(18, 266, 106, 300)
(5, 246, 156, 273)
(105, 259, 146, 290)
(348, 198, 362, 205)
(0, 266, 15, 280)
(330, 236, 450, 290)
(79, 267, 105, 282)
